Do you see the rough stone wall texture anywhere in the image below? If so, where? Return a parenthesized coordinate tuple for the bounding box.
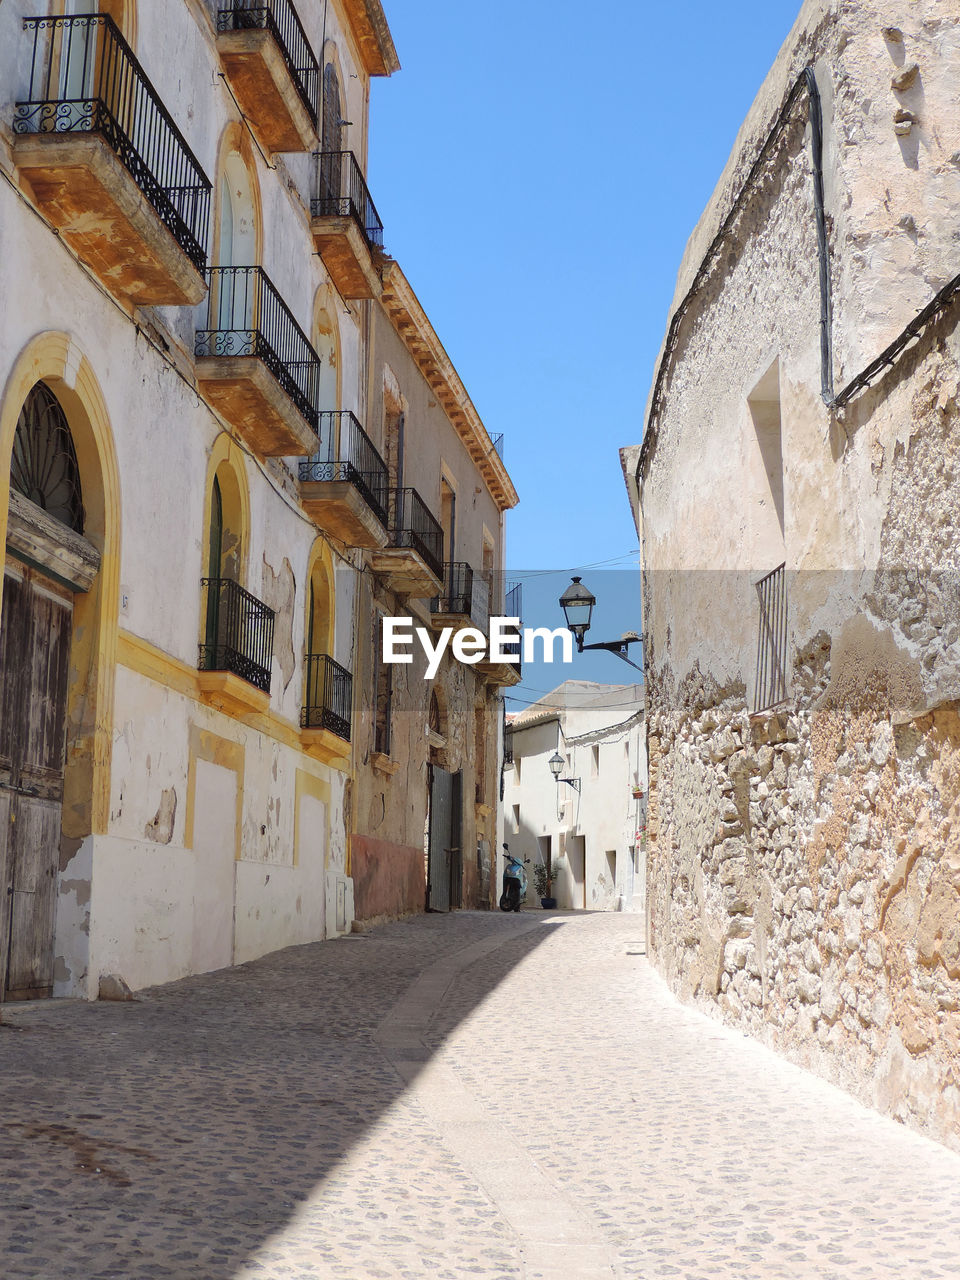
(639, 0, 960, 1151)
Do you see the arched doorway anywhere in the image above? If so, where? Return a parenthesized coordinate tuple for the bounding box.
(1, 381, 103, 998)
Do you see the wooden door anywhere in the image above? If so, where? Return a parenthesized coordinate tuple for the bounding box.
(0, 565, 72, 1000)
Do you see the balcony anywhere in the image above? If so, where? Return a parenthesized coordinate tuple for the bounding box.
(430, 563, 491, 632)
(300, 652, 352, 767)
(368, 488, 444, 597)
(14, 15, 210, 306)
(299, 411, 389, 549)
(216, 1, 319, 153)
(311, 151, 384, 299)
(195, 266, 321, 457)
(477, 579, 522, 686)
(198, 576, 275, 714)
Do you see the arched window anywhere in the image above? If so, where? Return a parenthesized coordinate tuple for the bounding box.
(313, 300, 340, 411)
(307, 556, 333, 656)
(208, 475, 224, 576)
(201, 459, 248, 673)
(10, 382, 84, 533)
(207, 463, 244, 582)
(213, 141, 261, 334)
(219, 150, 258, 268)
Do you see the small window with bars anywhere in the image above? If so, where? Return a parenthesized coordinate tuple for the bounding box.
(754, 562, 788, 713)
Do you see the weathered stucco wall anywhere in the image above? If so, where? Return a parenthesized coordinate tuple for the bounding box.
(0, 0, 379, 996)
(637, 0, 960, 1150)
(348, 281, 509, 921)
(351, 834, 424, 922)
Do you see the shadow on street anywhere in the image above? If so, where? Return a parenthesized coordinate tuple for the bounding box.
(0, 910, 560, 1279)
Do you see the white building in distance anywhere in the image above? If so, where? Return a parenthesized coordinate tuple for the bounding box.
(502, 682, 646, 913)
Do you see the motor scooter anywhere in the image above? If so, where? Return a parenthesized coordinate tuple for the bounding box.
(499, 843, 529, 912)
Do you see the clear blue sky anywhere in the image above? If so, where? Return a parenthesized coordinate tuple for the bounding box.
(369, 0, 800, 705)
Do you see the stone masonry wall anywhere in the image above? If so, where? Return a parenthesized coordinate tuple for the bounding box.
(639, 0, 960, 1150)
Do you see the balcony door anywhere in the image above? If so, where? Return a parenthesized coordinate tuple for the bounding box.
(56, 1, 135, 129)
(318, 63, 343, 206)
(440, 478, 455, 599)
(217, 153, 258, 332)
(56, 0, 99, 127)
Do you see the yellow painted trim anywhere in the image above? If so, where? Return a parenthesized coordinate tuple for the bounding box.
(185, 723, 245, 861)
(118, 629, 200, 699)
(117, 627, 326, 757)
(197, 670, 271, 717)
(295, 769, 331, 869)
(0, 333, 121, 838)
(300, 728, 350, 773)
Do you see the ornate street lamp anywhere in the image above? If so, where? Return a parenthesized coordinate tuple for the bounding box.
(548, 750, 581, 793)
(558, 577, 594, 645)
(559, 575, 642, 672)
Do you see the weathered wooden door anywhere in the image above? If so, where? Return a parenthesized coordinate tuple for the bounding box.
(427, 768, 462, 913)
(0, 565, 72, 999)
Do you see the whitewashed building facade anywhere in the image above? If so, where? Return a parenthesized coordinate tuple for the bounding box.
(503, 682, 646, 913)
(0, 0, 516, 1001)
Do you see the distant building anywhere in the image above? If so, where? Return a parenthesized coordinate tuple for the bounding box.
(502, 682, 646, 912)
(622, 0, 960, 1149)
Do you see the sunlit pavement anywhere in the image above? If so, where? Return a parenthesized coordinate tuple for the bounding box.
(1, 910, 959, 1279)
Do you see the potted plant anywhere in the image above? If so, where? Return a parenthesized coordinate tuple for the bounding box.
(632, 786, 644, 799)
(533, 861, 558, 909)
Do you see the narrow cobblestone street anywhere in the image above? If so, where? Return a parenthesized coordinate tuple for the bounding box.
(1, 911, 959, 1280)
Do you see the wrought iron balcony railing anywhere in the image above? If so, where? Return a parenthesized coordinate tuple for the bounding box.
(15, 15, 211, 273)
(496, 579, 523, 675)
(313, 150, 384, 250)
(301, 652, 352, 740)
(200, 576, 275, 693)
(299, 411, 389, 525)
(217, 0, 319, 126)
(388, 488, 444, 584)
(504, 580, 522, 621)
(196, 266, 321, 430)
(431, 562, 491, 631)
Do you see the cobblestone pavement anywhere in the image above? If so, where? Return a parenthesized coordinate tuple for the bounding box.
(1, 911, 959, 1279)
